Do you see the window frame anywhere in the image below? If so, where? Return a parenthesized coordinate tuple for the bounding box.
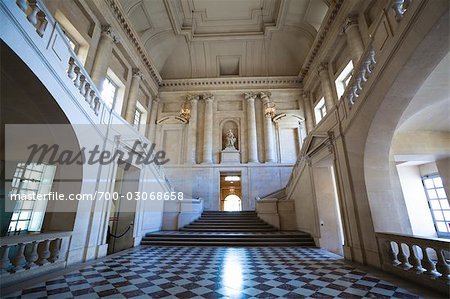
(335, 61, 354, 100)
(101, 76, 119, 109)
(133, 108, 143, 128)
(314, 97, 327, 124)
(422, 173, 450, 238)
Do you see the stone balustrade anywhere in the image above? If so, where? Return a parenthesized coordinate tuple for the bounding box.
(376, 232, 450, 295)
(344, 44, 376, 106)
(0, 231, 72, 281)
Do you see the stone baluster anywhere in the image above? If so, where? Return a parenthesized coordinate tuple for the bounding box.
(392, 0, 408, 21)
(83, 83, 91, 102)
(201, 94, 214, 164)
(397, 243, 410, 269)
(421, 248, 437, 276)
(435, 248, 450, 281)
(48, 238, 61, 263)
(67, 57, 76, 79)
(342, 16, 364, 66)
(91, 25, 119, 89)
(25, 241, 39, 269)
(87, 90, 95, 105)
(16, 0, 29, 12)
(407, 244, 423, 272)
(317, 63, 336, 111)
(386, 240, 400, 265)
(26, 0, 39, 26)
(36, 10, 48, 37)
(36, 239, 51, 265)
(78, 75, 86, 94)
(93, 97, 101, 115)
(124, 68, 143, 124)
(1, 245, 12, 273)
(11, 243, 26, 272)
(245, 92, 259, 163)
(260, 91, 276, 163)
(73, 66, 81, 88)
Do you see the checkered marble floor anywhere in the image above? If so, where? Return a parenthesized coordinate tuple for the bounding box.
(5, 246, 420, 298)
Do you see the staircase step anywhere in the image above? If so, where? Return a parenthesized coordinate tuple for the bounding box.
(142, 241, 315, 246)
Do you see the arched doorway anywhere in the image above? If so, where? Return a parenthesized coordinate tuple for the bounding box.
(223, 195, 242, 212)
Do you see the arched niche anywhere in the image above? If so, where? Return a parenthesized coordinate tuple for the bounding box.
(220, 119, 240, 151)
(273, 113, 305, 163)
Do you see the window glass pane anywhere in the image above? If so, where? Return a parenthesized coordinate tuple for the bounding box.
(436, 188, 446, 199)
(16, 221, 28, 231)
(22, 201, 34, 209)
(436, 221, 448, 232)
(443, 210, 450, 220)
(424, 179, 434, 189)
(101, 78, 117, 108)
(430, 200, 441, 210)
(440, 199, 450, 210)
(433, 177, 443, 188)
(19, 211, 31, 220)
(428, 189, 438, 199)
(11, 213, 19, 220)
(433, 211, 444, 221)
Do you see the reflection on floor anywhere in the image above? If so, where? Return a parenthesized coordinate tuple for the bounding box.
(6, 246, 420, 298)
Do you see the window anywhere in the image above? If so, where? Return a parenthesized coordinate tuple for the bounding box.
(314, 98, 327, 124)
(335, 61, 354, 100)
(66, 34, 79, 54)
(8, 163, 56, 234)
(422, 174, 450, 238)
(134, 108, 143, 128)
(101, 77, 118, 109)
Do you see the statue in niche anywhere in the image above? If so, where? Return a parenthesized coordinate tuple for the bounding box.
(225, 129, 237, 150)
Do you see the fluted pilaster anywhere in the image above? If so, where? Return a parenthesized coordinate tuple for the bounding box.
(245, 92, 259, 163)
(343, 16, 365, 66)
(317, 63, 336, 111)
(260, 92, 276, 163)
(187, 95, 199, 164)
(201, 94, 214, 164)
(124, 68, 142, 124)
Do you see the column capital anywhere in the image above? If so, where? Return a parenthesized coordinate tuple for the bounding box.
(317, 62, 329, 77)
(101, 25, 120, 43)
(153, 97, 160, 104)
(342, 16, 359, 34)
(187, 94, 199, 102)
(202, 94, 214, 102)
(132, 68, 143, 79)
(302, 90, 311, 99)
(259, 91, 272, 103)
(244, 92, 257, 101)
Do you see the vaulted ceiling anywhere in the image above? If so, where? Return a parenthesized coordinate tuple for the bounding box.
(118, 0, 330, 79)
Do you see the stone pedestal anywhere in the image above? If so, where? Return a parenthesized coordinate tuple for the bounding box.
(220, 148, 240, 164)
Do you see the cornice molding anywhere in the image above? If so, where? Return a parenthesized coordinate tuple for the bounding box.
(160, 76, 301, 92)
(105, 0, 162, 87)
(298, 0, 344, 81)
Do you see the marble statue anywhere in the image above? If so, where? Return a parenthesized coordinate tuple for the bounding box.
(225, 129, 237, 149)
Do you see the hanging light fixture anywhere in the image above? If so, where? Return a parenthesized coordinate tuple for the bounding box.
(180, 96, 192, 120)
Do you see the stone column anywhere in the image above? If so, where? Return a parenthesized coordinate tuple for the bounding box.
(201, 94, 214, 164)
(317, 63, 336, 111)
(90, 25, 119, 89)
(245, 92, 258, 163)
(301, 91, 314, 133)
(124, 68, 142, 124)
(186, 95, 199, 164)
(343, 16, 365, 66)
(147, 97, 159, 142)
(260, 92, 276, 163)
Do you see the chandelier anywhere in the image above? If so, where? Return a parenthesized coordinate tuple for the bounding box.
(264, 99, 276, 118)
(180, 97, 191, 120)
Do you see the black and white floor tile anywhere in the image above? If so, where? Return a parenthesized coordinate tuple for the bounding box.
(5, 246, 420, 298)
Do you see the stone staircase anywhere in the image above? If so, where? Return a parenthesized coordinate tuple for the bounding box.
(142, 211, 315, 246)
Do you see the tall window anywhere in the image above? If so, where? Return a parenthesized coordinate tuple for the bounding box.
(8, 163, 56, 234)
(101, 77, 118, 109)
(134, 108, 143, 128)
(422, 174, 450, 238)
(314, 98, 327, 124)
(335, 61, 354, 100)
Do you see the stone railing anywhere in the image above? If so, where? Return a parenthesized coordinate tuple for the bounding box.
(344, 43, 376, 106)
(0, 231, 72, 285)
(162, 198, 204, 230)
(376, 232, 450, 295)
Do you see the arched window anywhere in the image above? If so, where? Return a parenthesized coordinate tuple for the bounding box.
(223, 195, 242, 211)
